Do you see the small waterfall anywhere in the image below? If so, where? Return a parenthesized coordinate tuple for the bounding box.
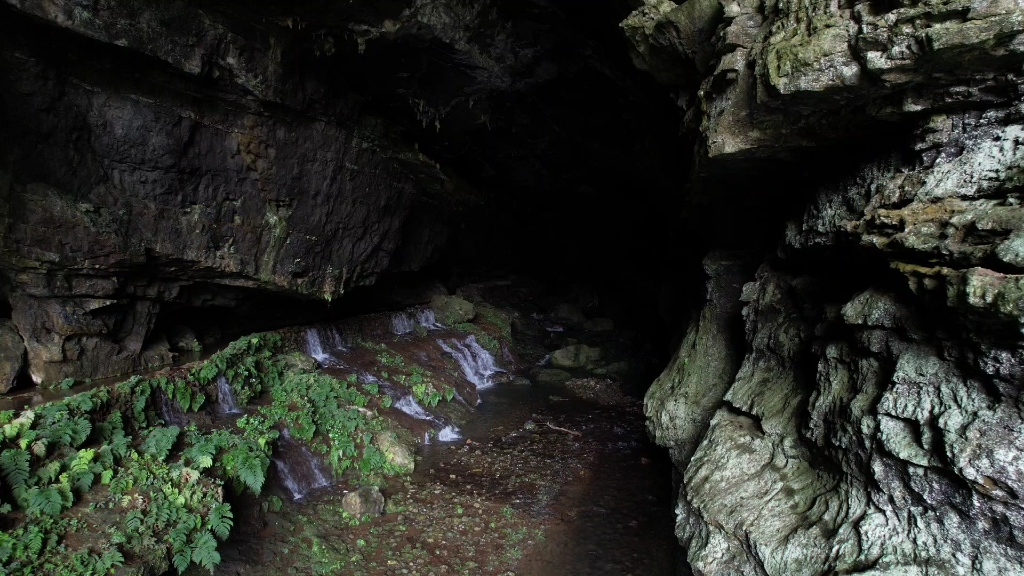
(274, 430, 332, 500)
(536, 354, 551, 366)
(395, 395, 435, 421)
(391, 313, 416, 335)
(216, 376, 243, 415)
(305, 326, 344, 366)
(391, 308, 442, 335)
(156, 391, 188, 427)
(438, 426, 462, 442)
(415, 309, 441, 329)
(438, 335, 502, 392)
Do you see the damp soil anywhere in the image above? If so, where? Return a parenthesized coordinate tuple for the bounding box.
(207, 376, 677, 576)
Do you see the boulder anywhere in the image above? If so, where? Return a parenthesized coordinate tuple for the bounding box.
(550, 344, 603, 369)
(0, 320, 25, 393)
(583, 318, 615, 331)
(510, 376, 533, 386)
(342, 486, 385, 519)
(430, 295, 476, 325)
(373, 431, 414, 473)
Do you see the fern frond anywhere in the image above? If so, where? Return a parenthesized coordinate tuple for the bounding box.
(207, 504, 233, 540)
(0, 448, 30, 489)
(190, 531, 221, 572)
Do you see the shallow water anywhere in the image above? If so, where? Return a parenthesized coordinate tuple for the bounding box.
(414, 379, 678, 575)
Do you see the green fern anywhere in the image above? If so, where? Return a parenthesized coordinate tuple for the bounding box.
(141, 426, 181, 461)
(189, 531, 221, 572)
(0, 448, 30, 489)
(27, 486, 63, 517)
(175, 383, 193, 412)
(207, 504, 233, 540)
(125, 510, 144, 532)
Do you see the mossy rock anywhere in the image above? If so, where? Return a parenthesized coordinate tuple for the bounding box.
(431, 295, 476, 325)
(276, 351, 318, 374)
(374, 430, 415, 473)
(342, 485, 385, 519)
(550, 345, 602, 369)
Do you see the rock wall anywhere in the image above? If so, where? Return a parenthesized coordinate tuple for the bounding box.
(632, 0, 1024, 571)
(0, 1, 468, 384)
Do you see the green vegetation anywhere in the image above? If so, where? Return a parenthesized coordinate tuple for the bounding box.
(0, 334, 284, 575)
(0, 331, 413, 575)
(0, 318, 488, 576)
(238, 369, 403, 477)
(452, 322, 502, 354)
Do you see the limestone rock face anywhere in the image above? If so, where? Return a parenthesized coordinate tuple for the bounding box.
(622, 0, 1024, 223)
(646, 112, 1024, 574)
(0, 320, 25, 393)
(627, 0, 1024, 571)
(0, 1, 472, 384)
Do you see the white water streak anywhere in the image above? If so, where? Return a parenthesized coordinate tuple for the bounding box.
(216, 376, 242, 414)
(438, 335, 502, 394)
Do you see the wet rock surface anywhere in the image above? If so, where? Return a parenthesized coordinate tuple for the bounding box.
(0, 319, 25, 393)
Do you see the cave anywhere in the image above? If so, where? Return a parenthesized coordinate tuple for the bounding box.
(3, 0, 1024, 574)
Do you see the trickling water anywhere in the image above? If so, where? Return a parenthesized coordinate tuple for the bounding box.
(391, 314, 416, 335)
(274, 430, 332, 500)
(156, 392, 188, 427)
(392, 308, 443, 335)
(437, 425, 462, 442)
(415, 308, 441, 329)
(216, 376, 243, 415)
(537, 354, 551, 366)
(438, 335, 503, 395)
(305, 326, 344, 366)
(395, 395, 435, 421)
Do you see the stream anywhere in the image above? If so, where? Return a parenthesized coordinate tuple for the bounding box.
(210, 305, 678, 575)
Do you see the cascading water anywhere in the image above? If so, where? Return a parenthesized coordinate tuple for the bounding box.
(393, 394, 464, 441)
(273, 429, 332, 500)
(395, 395, 435, 421)
(391, 308, 443, 335)
(391, 314, 416, 335)
(437, 426, 462, 441)
(156, 392, 188, 427)
(438, 335, 502, 394)
(216, 376, 243, 415)
(415, 309, 441, 329)
(305, 326, 344, 366)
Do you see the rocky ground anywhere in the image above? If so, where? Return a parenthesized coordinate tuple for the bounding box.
(208, 285, 678, 576)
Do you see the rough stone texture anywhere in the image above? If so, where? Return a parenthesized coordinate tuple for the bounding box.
(430, 295, 476, 325)
(0, 1, 486, 385)
(646, 108, 1024, 575)
(0, 319, 25, 393)
(550, 344, 603, 370)
(628, 0, 1024, 571)
(622, 0, 1024, 225)
(341, 486, 386, 519)
(373, 431, 415, 473)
